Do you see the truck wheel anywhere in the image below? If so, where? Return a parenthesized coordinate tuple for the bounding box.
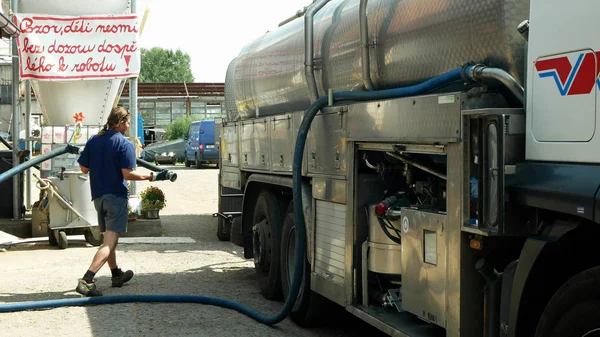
(280, 205, 324, 327)
(252, 190, 283, 300)
(185, 159, 191, 167)
(217, 218, 230, 241)
(535, 266, 600, 337)
(195, 155, 202, 169)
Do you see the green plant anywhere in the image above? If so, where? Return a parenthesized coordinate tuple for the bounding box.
(140, 186, 166, 210)
(165, 115, 200, 141)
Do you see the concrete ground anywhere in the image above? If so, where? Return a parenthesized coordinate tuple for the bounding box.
(0, 163, 386, 337)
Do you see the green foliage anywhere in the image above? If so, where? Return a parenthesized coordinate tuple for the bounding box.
(165, 115, 200, 140)
(140, 186, 166, 210)
(139, 47, 195, 83)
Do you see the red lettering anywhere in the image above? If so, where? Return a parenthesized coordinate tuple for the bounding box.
(57, 57, 68, 72)
(19, 17, 62, 35)
(19, 18, 94, 36)
(24, 56, 54, 73)
(70, 57, 116, 72)
(21, 37, 45, 54)
(97, 40, 138, 57)
(95, 23, 138, 34)
(63, 20, 93, 34)
(48, 39, 95, 54)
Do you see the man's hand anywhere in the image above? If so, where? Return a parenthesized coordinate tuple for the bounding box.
(150, 170, 170, 181)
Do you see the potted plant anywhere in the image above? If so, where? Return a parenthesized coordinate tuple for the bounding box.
(140, 186, 166, 219)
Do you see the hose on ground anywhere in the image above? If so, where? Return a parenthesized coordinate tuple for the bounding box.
(1, 64, 487, 325)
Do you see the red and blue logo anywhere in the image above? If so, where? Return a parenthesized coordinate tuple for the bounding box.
(535, 51, 600, 96)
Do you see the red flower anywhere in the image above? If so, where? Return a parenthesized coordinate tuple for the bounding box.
(73, 112, 84, 123)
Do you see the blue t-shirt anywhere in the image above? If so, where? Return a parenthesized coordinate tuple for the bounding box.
(77, 130, 136, 200)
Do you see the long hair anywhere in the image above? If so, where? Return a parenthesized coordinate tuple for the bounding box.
(98, 106, 130, 136)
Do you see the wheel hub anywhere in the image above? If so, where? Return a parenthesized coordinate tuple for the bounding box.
(253, 219, 269, 268)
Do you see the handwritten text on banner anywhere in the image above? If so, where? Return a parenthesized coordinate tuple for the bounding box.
(14, 14, 140, 80)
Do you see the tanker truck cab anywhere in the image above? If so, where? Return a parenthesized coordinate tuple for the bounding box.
(215, 0, 600, 336)
(185, 120, 219, 168)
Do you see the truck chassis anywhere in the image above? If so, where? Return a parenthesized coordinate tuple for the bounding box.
(216, 90, 600, 337)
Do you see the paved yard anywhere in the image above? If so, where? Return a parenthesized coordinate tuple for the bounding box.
(0, 164, 385, 337)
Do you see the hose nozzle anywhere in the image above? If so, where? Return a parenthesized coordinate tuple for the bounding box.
(165, 171, 177, 182)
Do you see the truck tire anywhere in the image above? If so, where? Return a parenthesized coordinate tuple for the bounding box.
(252, 189, 283, 300)
(217, 218, 230, 241)
(534, 266, 600, 337)
(185, 159, 191, 167)
(280, 205, 324, 327)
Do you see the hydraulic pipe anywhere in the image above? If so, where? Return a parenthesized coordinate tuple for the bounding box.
(385, 152, 447, 180)
(304, 0, 331, 103)
(0, 144, 80, 185)
(359, 0, 375, 91)
(279, 7, 307, 27)
(466, 64, 524, 105)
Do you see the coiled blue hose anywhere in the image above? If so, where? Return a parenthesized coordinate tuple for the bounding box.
(0, 65, 472, 325)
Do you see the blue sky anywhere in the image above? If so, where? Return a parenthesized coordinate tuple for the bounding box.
(136, 0, 311, 83)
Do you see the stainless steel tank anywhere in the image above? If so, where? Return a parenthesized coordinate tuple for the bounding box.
(226, 0, 530, 120)
(367, 204, 402, 275)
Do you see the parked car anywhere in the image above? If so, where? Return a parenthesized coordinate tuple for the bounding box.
(185, 120, 219, 168)
(154, 151, 177, 165)
(143, 139, 186, 164)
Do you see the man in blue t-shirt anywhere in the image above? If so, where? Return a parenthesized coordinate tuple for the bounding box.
(75, 106, 170, 297)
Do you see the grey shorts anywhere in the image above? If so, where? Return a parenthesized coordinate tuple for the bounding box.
(93, 194, 128, 233)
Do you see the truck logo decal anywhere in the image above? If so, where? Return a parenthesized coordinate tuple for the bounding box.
(535, 52, 600, 96)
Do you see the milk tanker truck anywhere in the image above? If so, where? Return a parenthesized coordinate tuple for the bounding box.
(215, 0, 600, 336)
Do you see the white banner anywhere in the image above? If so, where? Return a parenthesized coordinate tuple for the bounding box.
(14, 14, 140, 80)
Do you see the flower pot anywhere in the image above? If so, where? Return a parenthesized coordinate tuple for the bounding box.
(145, 209, 160, 219)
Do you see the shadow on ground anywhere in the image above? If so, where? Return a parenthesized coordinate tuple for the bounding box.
(0, 259, 387, 337)
(1, 213, 389, 336)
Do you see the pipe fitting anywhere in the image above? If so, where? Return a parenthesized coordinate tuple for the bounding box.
(517, 20, 529, 41)
(464, 64, 524, 105)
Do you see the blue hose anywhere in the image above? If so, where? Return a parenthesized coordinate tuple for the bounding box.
(0, 144, 80, 185)
(0, 65, 472, 326)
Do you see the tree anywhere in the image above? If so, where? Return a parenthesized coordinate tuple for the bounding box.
(165, 115, 200, 140)
(139, 47, 195, 83)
